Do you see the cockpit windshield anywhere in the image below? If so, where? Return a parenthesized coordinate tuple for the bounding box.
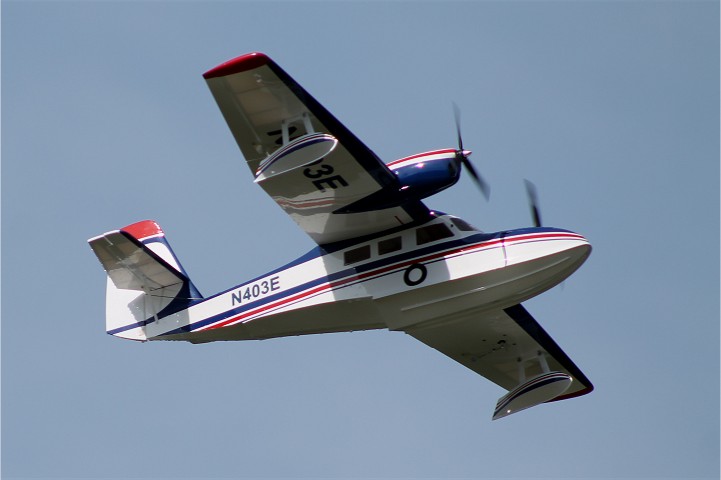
(450, 217, 479, 232)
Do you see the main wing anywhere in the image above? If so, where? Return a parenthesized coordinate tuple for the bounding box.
(204, 52, 429, 245)
(405, 304, 593, 420)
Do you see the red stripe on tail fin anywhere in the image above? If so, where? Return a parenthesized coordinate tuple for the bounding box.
(121, 220, 164, 242)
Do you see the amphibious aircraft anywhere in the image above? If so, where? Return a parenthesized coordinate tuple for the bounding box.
(89, 52, 593, 420)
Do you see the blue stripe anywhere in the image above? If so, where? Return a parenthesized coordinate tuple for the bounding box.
(107, 317, 156, 335)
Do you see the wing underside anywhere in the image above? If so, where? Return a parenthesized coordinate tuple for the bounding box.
(406, 304, 592, 417)
(204, 52, 430, 245)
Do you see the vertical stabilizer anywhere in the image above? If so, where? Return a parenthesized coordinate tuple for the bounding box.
(88, 220, 202, 341)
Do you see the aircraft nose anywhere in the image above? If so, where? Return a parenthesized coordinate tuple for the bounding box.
(502, 227, 592, 276)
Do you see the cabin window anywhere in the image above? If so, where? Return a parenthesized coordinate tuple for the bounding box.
(378, 236, 402, 255)
(416, 223, 454, 245)
(344, 245, 371, 265)
(450, 217, 477, 232)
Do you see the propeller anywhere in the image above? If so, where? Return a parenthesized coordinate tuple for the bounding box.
(453, 103, 490, 201)
(524, 179, 542, 227)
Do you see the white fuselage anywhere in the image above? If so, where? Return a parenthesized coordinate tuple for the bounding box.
(146, 214, 591, 343)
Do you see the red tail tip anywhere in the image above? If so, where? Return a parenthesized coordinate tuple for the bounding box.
(121, 220, 163, 241)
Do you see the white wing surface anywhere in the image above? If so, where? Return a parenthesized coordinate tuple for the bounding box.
(204, 52, 430, 245)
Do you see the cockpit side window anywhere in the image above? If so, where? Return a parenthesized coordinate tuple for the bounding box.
(378, 236, 402, 255)
(344, 245, 371, 265)
(416, 223, 454, 245)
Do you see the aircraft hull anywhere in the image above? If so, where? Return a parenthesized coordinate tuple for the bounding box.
(379, 239, 590, 331)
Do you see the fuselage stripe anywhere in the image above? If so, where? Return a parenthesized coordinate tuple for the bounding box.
(163, 231, 584, 335)
(386, 149, 457, 168)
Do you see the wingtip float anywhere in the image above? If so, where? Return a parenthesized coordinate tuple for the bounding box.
(90, 52, 593, 420)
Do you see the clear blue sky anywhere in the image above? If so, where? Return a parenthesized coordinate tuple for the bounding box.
(3, 1, 719, 478)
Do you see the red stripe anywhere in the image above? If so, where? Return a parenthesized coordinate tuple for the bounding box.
(204, 280, 338, 331)
(387, 149, 456, 167)
(504, 232, 584, 244)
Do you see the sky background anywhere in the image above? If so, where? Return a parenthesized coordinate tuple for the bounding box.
(2, 1, 719, 479)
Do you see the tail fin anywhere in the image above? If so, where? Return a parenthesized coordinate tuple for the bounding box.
(88, 220, 202, 341)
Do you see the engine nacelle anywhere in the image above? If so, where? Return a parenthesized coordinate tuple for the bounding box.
(389, 149, 461, 199)
(334, 149, 461, 213)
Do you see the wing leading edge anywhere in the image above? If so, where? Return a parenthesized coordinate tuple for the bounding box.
(204, 52, 430, 245)
(405, 304, 592, 419)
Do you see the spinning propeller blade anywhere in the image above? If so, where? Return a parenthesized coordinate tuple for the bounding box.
(524, 179, 543, 227)
(453, 103, 490, 201)
(524, 179, 565, 290)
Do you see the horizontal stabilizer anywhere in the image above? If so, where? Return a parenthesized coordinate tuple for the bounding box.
(89, 230, 185, 291)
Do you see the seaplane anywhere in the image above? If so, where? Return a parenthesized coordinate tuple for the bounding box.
(88, 52, 593, 420)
